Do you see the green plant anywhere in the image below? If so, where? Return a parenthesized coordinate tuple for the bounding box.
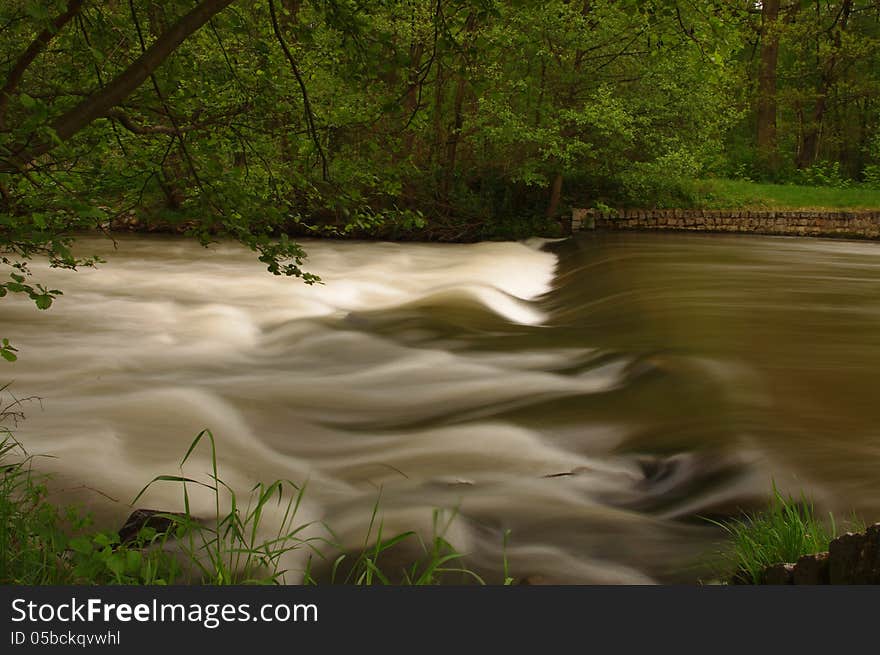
(306, 501, 486, 586)
(616, 150, 702, 208)
(0, 386, 68, 583)
(592, 201, 617, 216)
(502, 528, 515, 585)
(0, 434, 60, 584)
(133, 429, 492, 585)
(133, 429, 321, 585)
(64, 528, 182, 585)
(0, 405, 179, 584)
(708, 485, 861, 584)
(0, 339, 17, 363)
(794, 161, 852, 189)
(863, 164, 880, 189)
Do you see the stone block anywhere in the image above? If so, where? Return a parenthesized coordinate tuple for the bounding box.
(829, 532, 865, 584)
(763, 563, 795, 585)
(793, 552, 829, 585)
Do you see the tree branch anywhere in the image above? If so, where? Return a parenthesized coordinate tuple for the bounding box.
(1, 0, 237, 173)
(268, 0, 328, 181)
(104, 108, 183, 135)
(0, 0, 86, 127)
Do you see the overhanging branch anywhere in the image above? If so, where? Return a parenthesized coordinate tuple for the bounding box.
(1, 0, 237, 173)
(0, 0, 86, 128)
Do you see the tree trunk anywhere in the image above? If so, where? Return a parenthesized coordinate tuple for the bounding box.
(279, 0, 302, 167)
(442, 12, 476, 200)
(546, 172, 563, 220)
(432, 59, 445, 166)
(797, 95, 827, 170)
(147, 2, 186, 210)
(401, 41, 425, 157)
(756, 0, 781, 176)
(796, 0, 852, 170)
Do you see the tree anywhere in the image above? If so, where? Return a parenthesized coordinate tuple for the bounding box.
(728, 0, 880, 180)
(0, 0, 311, 358)
(1, 0, 238, 172)
(756, 0, 781, 176)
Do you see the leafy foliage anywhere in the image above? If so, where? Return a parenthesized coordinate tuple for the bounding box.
(0, 1, 747, 241)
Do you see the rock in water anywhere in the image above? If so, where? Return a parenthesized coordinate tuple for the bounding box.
(118, 509, 188, 544)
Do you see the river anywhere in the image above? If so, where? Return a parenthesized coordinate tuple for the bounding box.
(3, 232, 880, 583)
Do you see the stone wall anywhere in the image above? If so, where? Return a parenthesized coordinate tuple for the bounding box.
(571, 207, 880, 239)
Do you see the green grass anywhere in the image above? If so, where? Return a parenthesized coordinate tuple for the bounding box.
(131, 428, 316, 585)
(135, 429, 490, 585)
(303, 504, 487, 586)
(1, 418, 499, 586)
(708, 485, 863, 585)
(691, 178, 880, 210)
(0, 389, 182, 584)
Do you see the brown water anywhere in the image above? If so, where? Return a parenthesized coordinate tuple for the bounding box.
(3, 232, 880, 583)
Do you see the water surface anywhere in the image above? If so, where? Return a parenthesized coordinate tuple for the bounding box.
(4, 232, 880, 583)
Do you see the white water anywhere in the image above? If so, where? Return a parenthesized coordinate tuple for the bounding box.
(9, 233, 869, 583)
(3, 236, 673, 583)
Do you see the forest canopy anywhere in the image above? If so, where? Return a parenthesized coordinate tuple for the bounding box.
(1, 0, 879, 276)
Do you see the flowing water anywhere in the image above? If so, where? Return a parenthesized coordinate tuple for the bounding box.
(4, 231, 880, 583)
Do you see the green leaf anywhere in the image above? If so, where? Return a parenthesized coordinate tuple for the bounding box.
(23, 2, 50, 22)
(34, 295, 53, 310)
(0, 350, 17, 363)
(137, 526, 158, 542)
(106, 552, 126, 577)
(125, 549, 142, 574)
(18, 93, 36, 109)
(93, 532, 115, 548)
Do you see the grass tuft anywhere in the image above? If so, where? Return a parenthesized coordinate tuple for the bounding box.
(304, 501, 487, 586)
(708, 484, 863, 584)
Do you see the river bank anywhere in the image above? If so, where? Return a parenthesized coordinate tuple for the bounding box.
(91, 176, 880, 243)
(740, 523, 880, 585)
(102, 205, 880, 245)
(100, 212, 566, 243)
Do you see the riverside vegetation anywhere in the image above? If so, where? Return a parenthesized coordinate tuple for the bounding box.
(708, 487, 865, 585)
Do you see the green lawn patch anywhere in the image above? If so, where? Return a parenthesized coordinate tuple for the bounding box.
(691, 179, 880, 210)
